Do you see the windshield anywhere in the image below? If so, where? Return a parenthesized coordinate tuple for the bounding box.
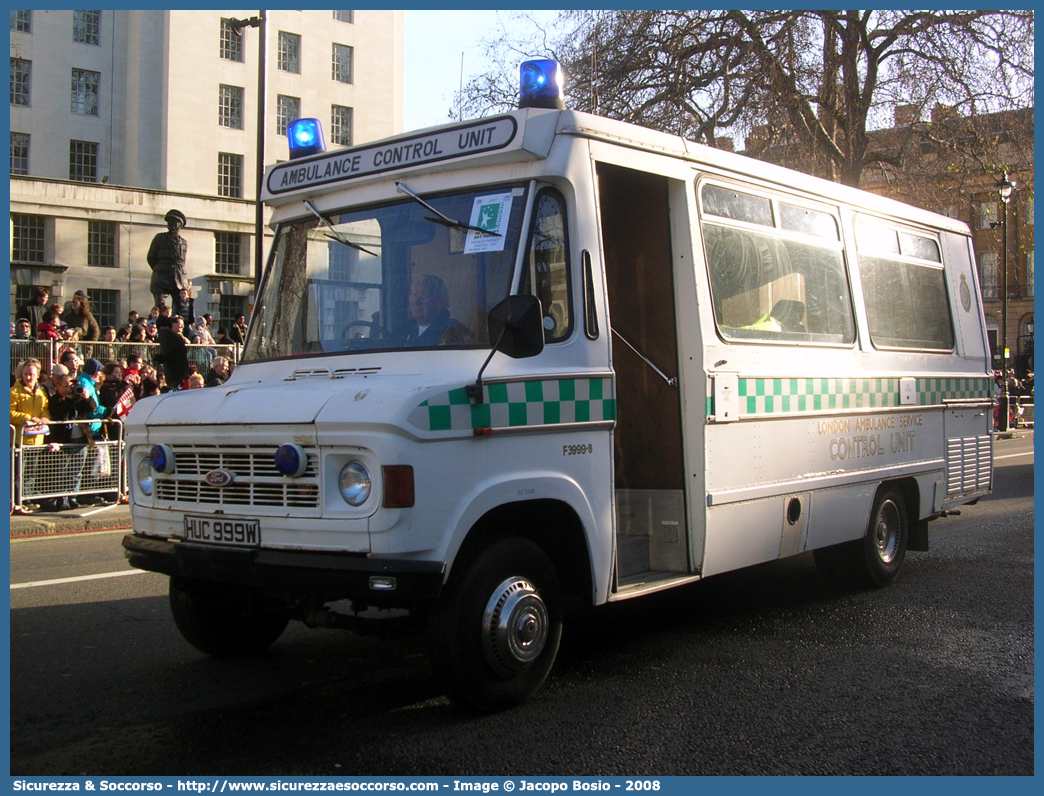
(244, 183, 529, 361)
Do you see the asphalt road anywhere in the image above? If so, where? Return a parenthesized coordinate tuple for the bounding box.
(9, 435, 1033, 776)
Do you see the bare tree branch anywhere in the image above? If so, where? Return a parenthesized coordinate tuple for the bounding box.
(454, 9, 1034, 187)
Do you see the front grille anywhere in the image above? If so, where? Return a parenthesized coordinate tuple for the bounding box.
(154, 445, 320, 508)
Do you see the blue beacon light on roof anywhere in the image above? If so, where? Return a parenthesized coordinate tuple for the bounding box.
(288, 118, 326, 159)
(519, 59, 565, 110)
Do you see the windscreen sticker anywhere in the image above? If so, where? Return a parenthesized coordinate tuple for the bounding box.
(464, 194, 513, 254)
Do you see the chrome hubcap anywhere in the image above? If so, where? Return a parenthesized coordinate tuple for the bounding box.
(874, 499, 901, 564)
(482, 577, 548, 677)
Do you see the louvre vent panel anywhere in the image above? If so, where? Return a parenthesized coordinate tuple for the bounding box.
(154, 446, 320, 508)
(946, 435, 992, 495)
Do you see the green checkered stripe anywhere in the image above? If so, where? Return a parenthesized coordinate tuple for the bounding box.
(409, 378, 616, 432)
(917, 377, 993, 405)
(706, 376, 992, 416)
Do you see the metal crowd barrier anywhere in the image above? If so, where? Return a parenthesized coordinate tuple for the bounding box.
(12, 419, 125, 511)
(10, 339, 240, 379)
(1015, 400, 1034, 428)
(10, 339, 56, 374)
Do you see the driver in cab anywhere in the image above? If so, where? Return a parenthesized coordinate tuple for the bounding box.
(403, 274, 475, 346)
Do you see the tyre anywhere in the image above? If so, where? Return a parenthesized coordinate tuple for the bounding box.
(815, 487, 908, 589)
(858, 487, 908, 587)
(169, 577, 289, 657)
(428, 537, 563, 713)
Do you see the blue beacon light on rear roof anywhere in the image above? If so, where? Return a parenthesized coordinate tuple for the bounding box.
(288, 118, 326, 159)
(518, 59, 565, 110)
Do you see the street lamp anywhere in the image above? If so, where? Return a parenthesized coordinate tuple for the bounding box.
(996, 171, 1016, 432)
(229, 13, 268, 291)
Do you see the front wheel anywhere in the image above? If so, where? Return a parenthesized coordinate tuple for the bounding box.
(427, 537, 563, 713)
(169, 577, 289, 657)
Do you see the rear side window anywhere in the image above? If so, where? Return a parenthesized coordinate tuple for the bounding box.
(700, 182, 854, 345)
(856, 221, 953, 351)
(520, 188, 572, 342)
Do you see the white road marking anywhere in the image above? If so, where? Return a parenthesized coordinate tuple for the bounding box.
(11, 569, 149, 590)
(995, 451, 1034, 461)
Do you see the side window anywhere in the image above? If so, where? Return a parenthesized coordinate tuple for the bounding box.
(521, 188, 572, 342)
(700, 182, 854, 345)
(856, 221, 954, 351)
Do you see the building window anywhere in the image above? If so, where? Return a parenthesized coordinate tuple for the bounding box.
(10, 10, 31, 32)
(328, 240, 352, 281)
(12, 214, 45, 262)
(87, 288, 119, 330)
(11, 132, 29, 175)
(218, 152, 243, 198)
(73, 10, 101, 45)
(333, 11, 353, 23)
(71, 68, 100, 115)
(10, 58, 31, 106)
(277, 31, 301, 73)
(215, 233, 243, 275)
(220, 18, 244, 62)
(1024, 196, 1034, 228)
(979, 252, 998, 299)
(332, 44, 353, 83)
(219, 295, 248, 332)
(330, 105, 353, 146)
(218, 85, 244, 129)
(979, 200, 998, 231)
(1026, 251, 1034, 299)
(15, 285, 41, 314)
(277, 95, 300, 136)
(69, 140, 98, 182)
(88, 221, 117, 267)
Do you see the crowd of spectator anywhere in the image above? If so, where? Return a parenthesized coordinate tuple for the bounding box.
(12, 286, 248, 349)
(993, 368, 1034, 430)
(994, 369, 1034, 398)
(11, 286, 247, 515)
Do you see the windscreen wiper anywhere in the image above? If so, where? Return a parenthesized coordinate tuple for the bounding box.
(303, 200, 379, 257)
(395, 181, 501, 237)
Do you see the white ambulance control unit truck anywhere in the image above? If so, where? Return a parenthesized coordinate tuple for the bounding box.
(123, 61, 993, 711)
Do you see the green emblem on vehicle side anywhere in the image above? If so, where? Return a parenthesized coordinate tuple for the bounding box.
(959, 274, 972, 313)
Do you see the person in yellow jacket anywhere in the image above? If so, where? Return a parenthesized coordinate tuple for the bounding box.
(11, 358, 50, 514)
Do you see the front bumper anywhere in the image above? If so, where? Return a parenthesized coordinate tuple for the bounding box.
(122, 533, 445, 608)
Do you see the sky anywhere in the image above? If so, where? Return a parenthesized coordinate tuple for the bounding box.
(402, 10, 559, 132)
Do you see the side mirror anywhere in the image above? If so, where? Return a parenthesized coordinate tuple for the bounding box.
(466, 295, 544, 402)
(487, 294, 544, 360)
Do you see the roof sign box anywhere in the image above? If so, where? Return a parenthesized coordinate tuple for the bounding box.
(264, 116, 519, 199)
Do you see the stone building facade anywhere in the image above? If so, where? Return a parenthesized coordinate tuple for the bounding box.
(10, 9, 403, 331)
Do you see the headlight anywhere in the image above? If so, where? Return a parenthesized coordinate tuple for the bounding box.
(150, 444, 175, 474)
(338, 461, 372, 506)
(274, 443, 308, 477)
(136, 457, 153, 496)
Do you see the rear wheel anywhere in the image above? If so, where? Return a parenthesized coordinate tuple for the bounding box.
(428, 537, 562, 712)
(814, 487, 908, 588)
(169, 577, 289, 657)
(860, 488, 908, 587)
